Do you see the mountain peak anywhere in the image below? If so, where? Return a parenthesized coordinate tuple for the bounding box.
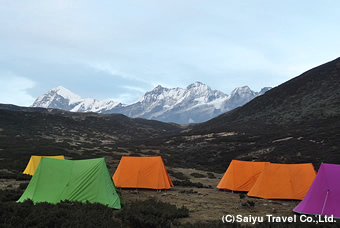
(54, 85, 68, 91)
(259, 87, 272, 95)
(50, 86, 81, 100)
(187, 81, 207, 90)
(152, 85, 166, 92)
(231, 86, 252, 95)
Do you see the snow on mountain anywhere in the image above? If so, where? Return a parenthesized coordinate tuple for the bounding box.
(31, 83, 271, 124)
(32, 86, 120, 113)
(126, 82, 227, 119)
(230, 86, 255, 97)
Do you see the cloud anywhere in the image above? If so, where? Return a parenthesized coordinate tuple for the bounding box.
(109, 93, 141, 104)
(0, 0, 340, 107)
(122, 85, 147, 93)
(0, 73, 36, 106)
(107, 86, 148, 104)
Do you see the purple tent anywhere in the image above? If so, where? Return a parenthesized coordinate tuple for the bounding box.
(294, 163, 340, 218)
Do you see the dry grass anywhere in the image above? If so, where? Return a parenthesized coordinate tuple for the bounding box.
(0, 179, 29, 190)
(117, 169, 300, 224)
(120, 186, 300, 224)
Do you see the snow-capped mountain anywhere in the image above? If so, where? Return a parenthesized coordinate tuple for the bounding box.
(31, 83, 271, 124)
(32, 86, 120, 113)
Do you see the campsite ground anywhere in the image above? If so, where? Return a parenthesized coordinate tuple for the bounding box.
(118, 169, 300, 225)
(0, 168, 300, 226)
(120, 187, 300, 224)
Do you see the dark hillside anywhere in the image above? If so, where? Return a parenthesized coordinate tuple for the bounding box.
(162, 57, 340, 171)
(195, 57, 340, 132)
(0, 105, 181, 172)
(0, 104, 181, 137)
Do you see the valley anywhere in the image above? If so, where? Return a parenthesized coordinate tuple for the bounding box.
(1, 57, 340, 226)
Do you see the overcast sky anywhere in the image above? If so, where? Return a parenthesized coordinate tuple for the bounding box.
(1, 0, 339, 106)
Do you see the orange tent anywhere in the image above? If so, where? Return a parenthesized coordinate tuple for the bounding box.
(247, 163, 316, 200)
(112, 156, 174, 189)
(217, 160, 268, 192)
(23, 155, 65, 176)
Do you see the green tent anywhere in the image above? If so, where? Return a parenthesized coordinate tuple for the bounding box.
(17, 157, 122, 209)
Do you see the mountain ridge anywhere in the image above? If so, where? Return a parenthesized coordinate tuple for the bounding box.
(31, 82, 271, 124)
(193, 57, 340, 132)
(171, 57, 340, 170)
(0, 57, 339, 174)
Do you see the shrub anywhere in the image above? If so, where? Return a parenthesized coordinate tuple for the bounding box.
(172, 179, 204, 188)
(179, 189, 197, 194)
(206, 172, 216, 179)
(0, 189, 23, 202)
(0, 171, 16, 179)
(190, 172, 206, 178)
(247, 200, 255, 207)
(19, 182, 29, 190)
(118, 198, 189, 228)
(169, 171, 188, 180)
(16, 173, 32, 181)
(0, 200, 121, 227)
(241, 200, 255, 208)
(129, 153, 141, 157)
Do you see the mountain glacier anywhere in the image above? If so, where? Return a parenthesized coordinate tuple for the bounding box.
(31, 82, 271, 124)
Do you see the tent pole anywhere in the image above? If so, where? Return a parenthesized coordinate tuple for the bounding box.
(321, 190, 329, 215)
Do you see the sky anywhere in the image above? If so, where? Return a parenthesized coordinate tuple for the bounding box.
(1, 0, 339, 106)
